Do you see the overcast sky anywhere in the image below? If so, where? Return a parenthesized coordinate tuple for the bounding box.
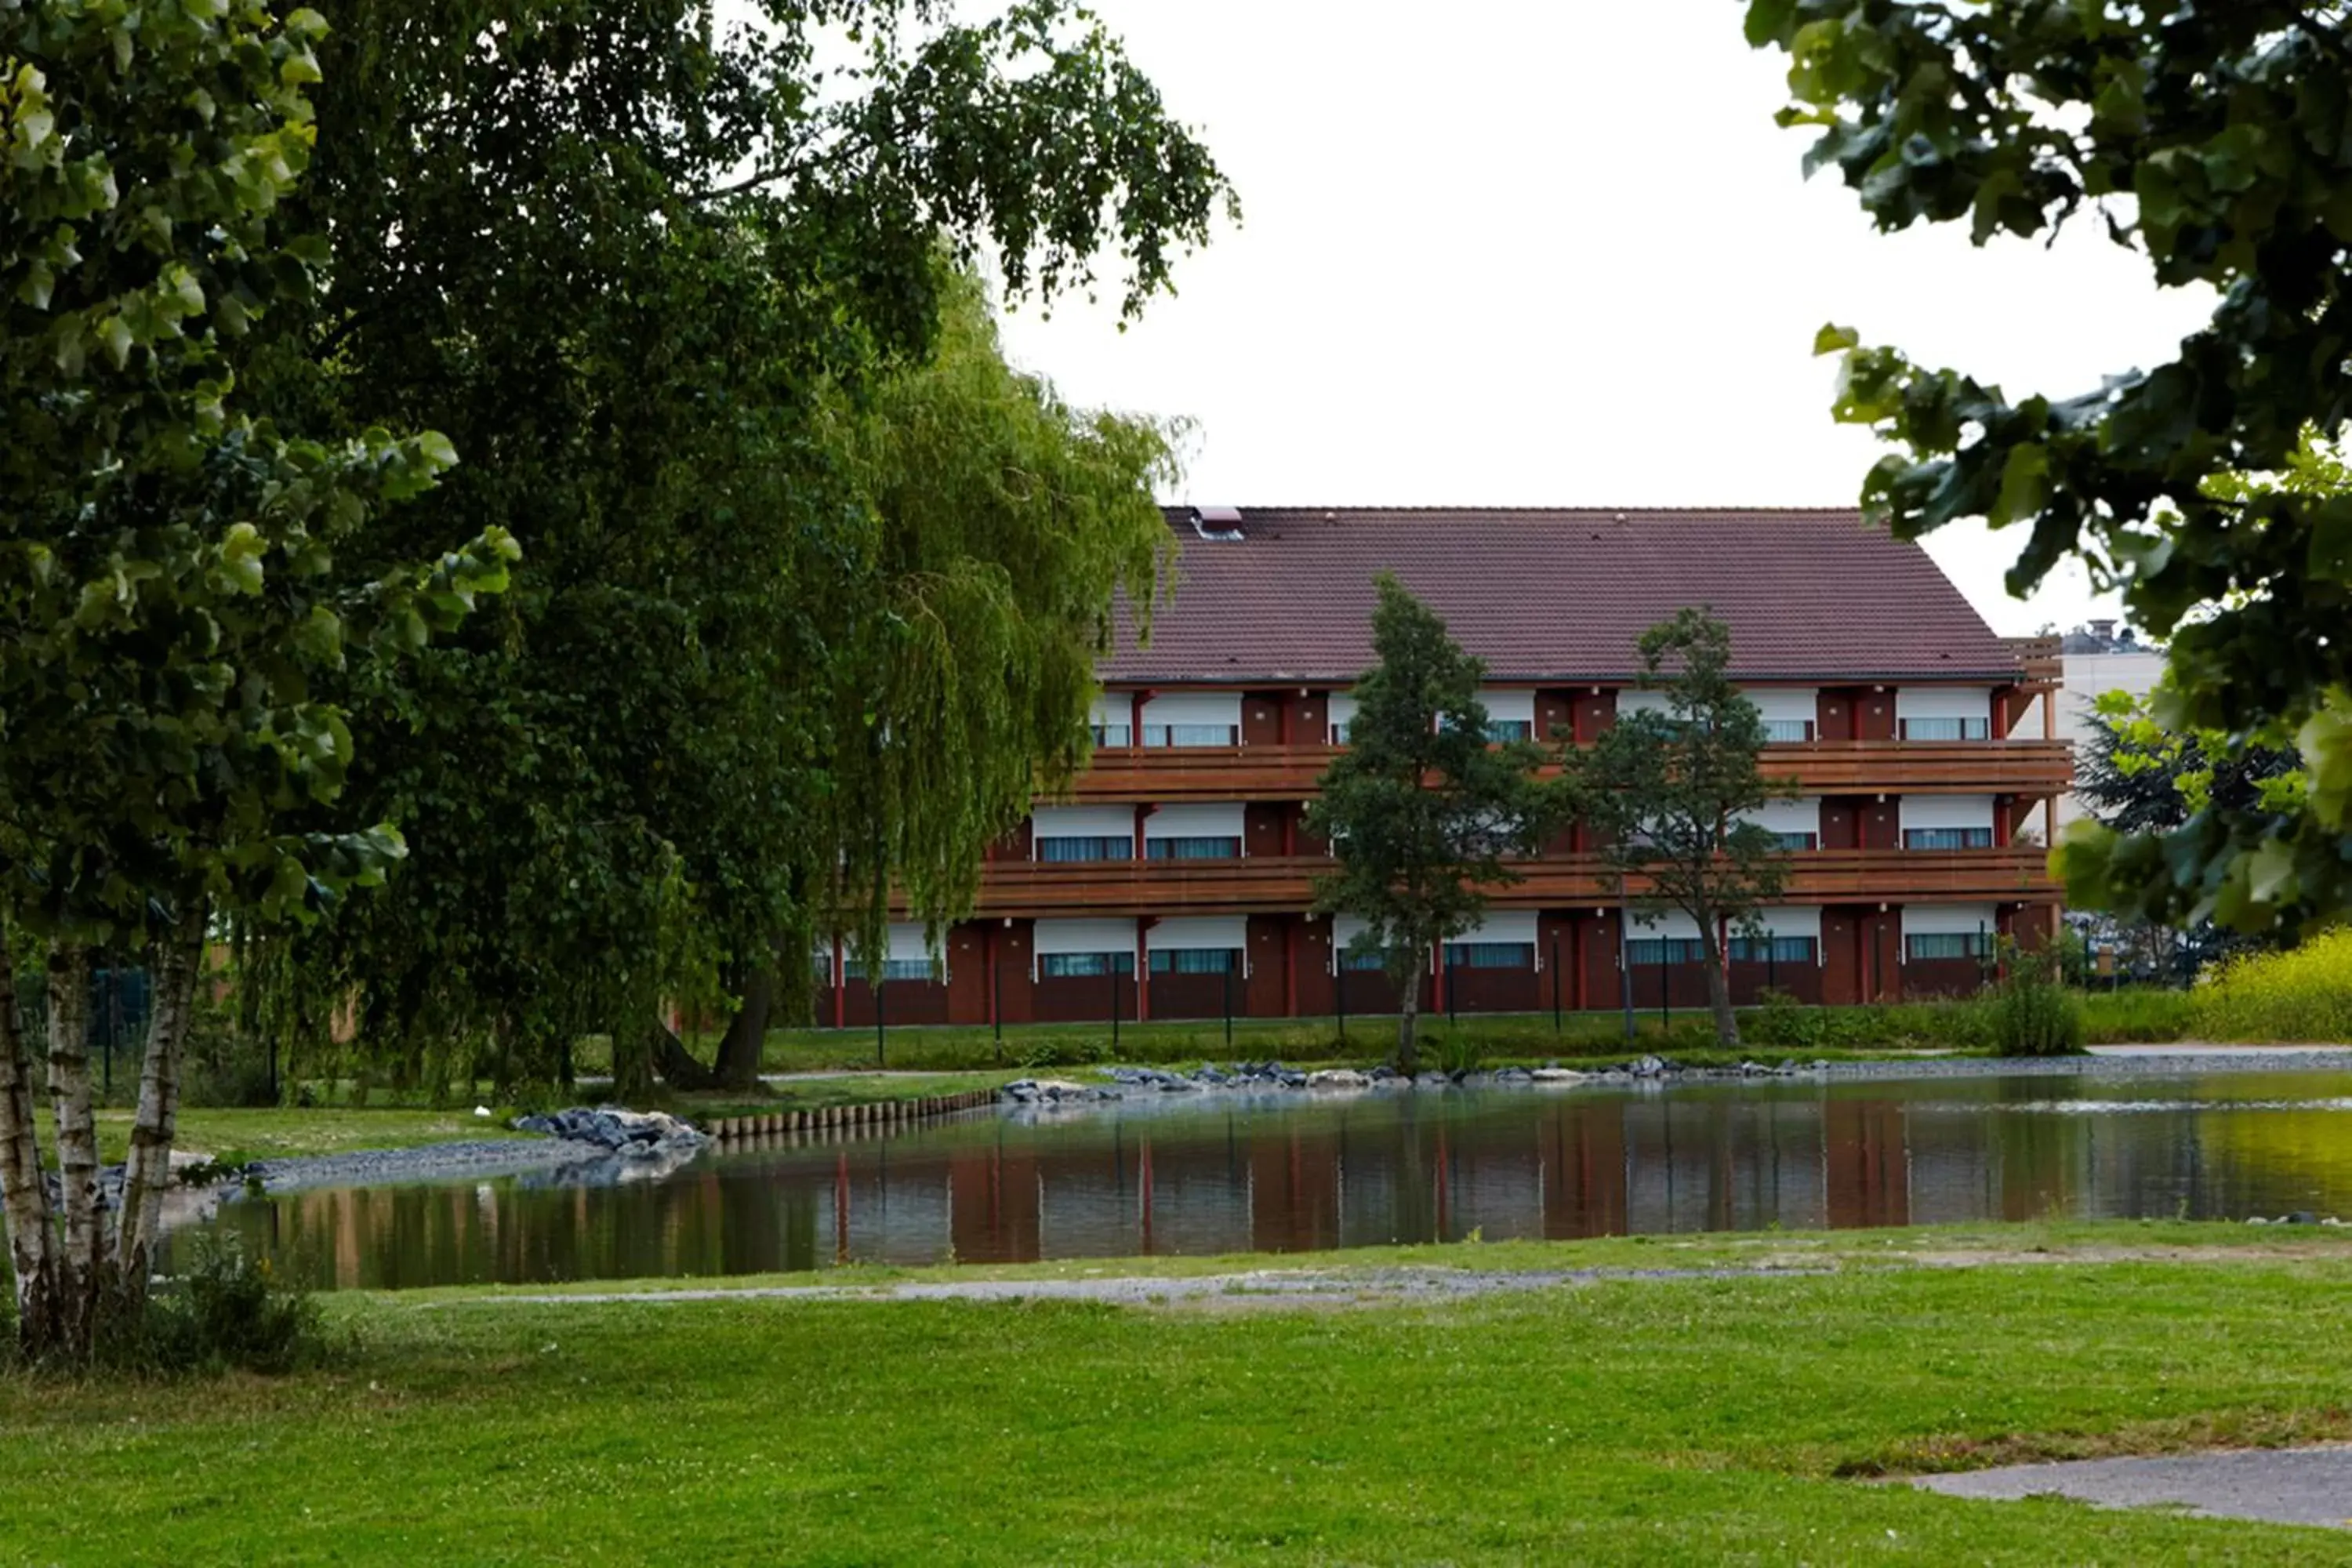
(989, 1, 2216, 637)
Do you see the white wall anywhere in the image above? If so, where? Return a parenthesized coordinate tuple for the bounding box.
(1147, 916, 1249, 959)
(1477, 688, 1537, 726)
(1618, 689, 1671, 718)
(2055, 650, 2167, 827)
(1140, 691, 1241, 731)
(1899, 795, 1995, 833)
(1895, 686, 1994, 724)
(1031, 917, 1138, 974)
(1740, 798, 1823, 837)
(1088, 693, 1131, 730)
(1327, 691, 1357, 742)
(1142, 804, 1245, 841)
(1032, 804, 1134, 845)
(1628, 908, 1704, 941)
(1449, 909, 1541, 965)
(1331, 913, 1428, 972)
(1903, 903, 1999, 938)
(1742, 687, 1818, 726)
(1753, 906, 1822, 941)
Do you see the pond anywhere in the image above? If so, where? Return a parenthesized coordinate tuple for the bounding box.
(188, 1069, 2352, 1291)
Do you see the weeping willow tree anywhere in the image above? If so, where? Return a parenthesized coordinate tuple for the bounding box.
(657, 273, 1178, 1091)
(231, 0, 1225, 1095)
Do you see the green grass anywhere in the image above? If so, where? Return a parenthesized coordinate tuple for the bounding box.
(5, 1225, 2352, 1563)
(85, 1107, 532, 1167)
(757, 989, 2212, 1073)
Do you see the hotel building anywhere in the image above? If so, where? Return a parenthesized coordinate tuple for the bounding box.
(820, 507, 2068, 1028)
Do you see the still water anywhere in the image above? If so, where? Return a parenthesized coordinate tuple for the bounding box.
(194, 1070, 2352, 1290)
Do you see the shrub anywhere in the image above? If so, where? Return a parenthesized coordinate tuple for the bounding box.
(2192, 929, 2352, 1042)
(133, 1236, 328, 1376)
(1991, 950, 2085, 1058)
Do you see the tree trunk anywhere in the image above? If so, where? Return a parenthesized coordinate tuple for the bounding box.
(710, 964, 775, 1092)
(1396, 979, 1421, 1075)
(647, 1018, 722, 1092)
(113, 898, 208, 1308)
(0, 942, 60, 1359)
(45, 942, 102, 1359)
(1700, 926, 1740, 1049)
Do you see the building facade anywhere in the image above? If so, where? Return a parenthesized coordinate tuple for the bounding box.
(2047, 620, 2166, 831)
(819, 506, 2070, 1027)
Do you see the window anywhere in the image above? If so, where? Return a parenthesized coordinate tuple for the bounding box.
(1729, 936, 1818, 964)
(1338, 946, 1387, 972)
(1142, 724, 1237, 748)
(1903, 827, 1994, 850)
(1900, 717, 1991, 741)
(1146, 836, 1242, 861)
(1443, 941, 1534, 970)
(1485, 719, 1534, 743)
(1328, 722, 1351, 746)
(1040, 951, 1134, 978)
(1768, 831, 1819, 851)
(1149, 948, 1240, 975)
(1907, 931, 1991, 961)
(844, 958, 935, 982)
(1626, 937, 1705, 965)
(1090, 723, 1133, 748)
(1761, 719, 1814, 743)
(1036, 836, 1133, 862)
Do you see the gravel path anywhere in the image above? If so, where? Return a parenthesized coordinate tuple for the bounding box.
(443, 1263, 1828, 1312)
(247, 1138, 593, 1192)
(1915, 1445, 2352, 1529)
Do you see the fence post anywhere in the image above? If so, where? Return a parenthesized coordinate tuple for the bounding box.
(1551, 938, 1562, 1035)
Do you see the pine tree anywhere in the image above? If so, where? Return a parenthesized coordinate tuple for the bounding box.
(1308, 576, 1545, 1073)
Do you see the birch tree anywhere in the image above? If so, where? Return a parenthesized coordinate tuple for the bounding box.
(0, 0, 511, 1361)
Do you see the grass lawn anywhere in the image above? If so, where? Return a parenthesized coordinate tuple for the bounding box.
(6, 1225, 2352, 1563)
(92, 1107, 532, 1167)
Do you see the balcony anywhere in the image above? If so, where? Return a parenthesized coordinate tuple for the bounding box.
(1050, 739, 2072, 804)
(971, 848, 2058, 918)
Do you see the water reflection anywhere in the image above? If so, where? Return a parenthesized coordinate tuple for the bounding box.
(191, 1072, 2352, 1290)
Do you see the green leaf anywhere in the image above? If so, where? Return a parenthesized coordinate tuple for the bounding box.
(1813, 322, 1859, 356)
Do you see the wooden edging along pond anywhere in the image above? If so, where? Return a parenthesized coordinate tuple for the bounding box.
(703, 1087, 1000, 1145)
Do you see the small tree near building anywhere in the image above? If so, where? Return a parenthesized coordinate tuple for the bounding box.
(1560, 610, 1794, 1049)
(1308, 575, 1544, 1073)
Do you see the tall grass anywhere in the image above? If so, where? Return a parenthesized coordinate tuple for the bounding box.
(2192, 930, 2352, 1043)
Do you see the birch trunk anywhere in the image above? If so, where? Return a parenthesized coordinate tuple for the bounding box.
(113, 899, 208, 1305)
(0, 942, 60, 1358)
(45, 942, 101, 1359)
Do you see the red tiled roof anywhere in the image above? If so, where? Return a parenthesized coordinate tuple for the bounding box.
(1101, 507, 2023, 686)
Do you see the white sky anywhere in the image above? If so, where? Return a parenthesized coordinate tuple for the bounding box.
(989, 0, 2216, 637)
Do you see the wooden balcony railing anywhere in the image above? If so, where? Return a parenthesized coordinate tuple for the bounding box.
(1047, 739, 2073, 804)
(972, 848, 2058, 917)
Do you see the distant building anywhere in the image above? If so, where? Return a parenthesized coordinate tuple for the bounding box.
(819, 507, 2071, 1027)
(2052, 620, 2166, 831)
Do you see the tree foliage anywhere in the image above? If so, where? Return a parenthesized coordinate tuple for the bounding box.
(1558, 610, 1792, 1050)
(235, 0, 1229, 1094)
(1745, 2, 2352, 935)
(1, 0, 512, 1363)
(1307, 576, 1545, 1073)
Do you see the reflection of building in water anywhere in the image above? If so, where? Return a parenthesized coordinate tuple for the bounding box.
(197, 1084, 2352, 1290)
